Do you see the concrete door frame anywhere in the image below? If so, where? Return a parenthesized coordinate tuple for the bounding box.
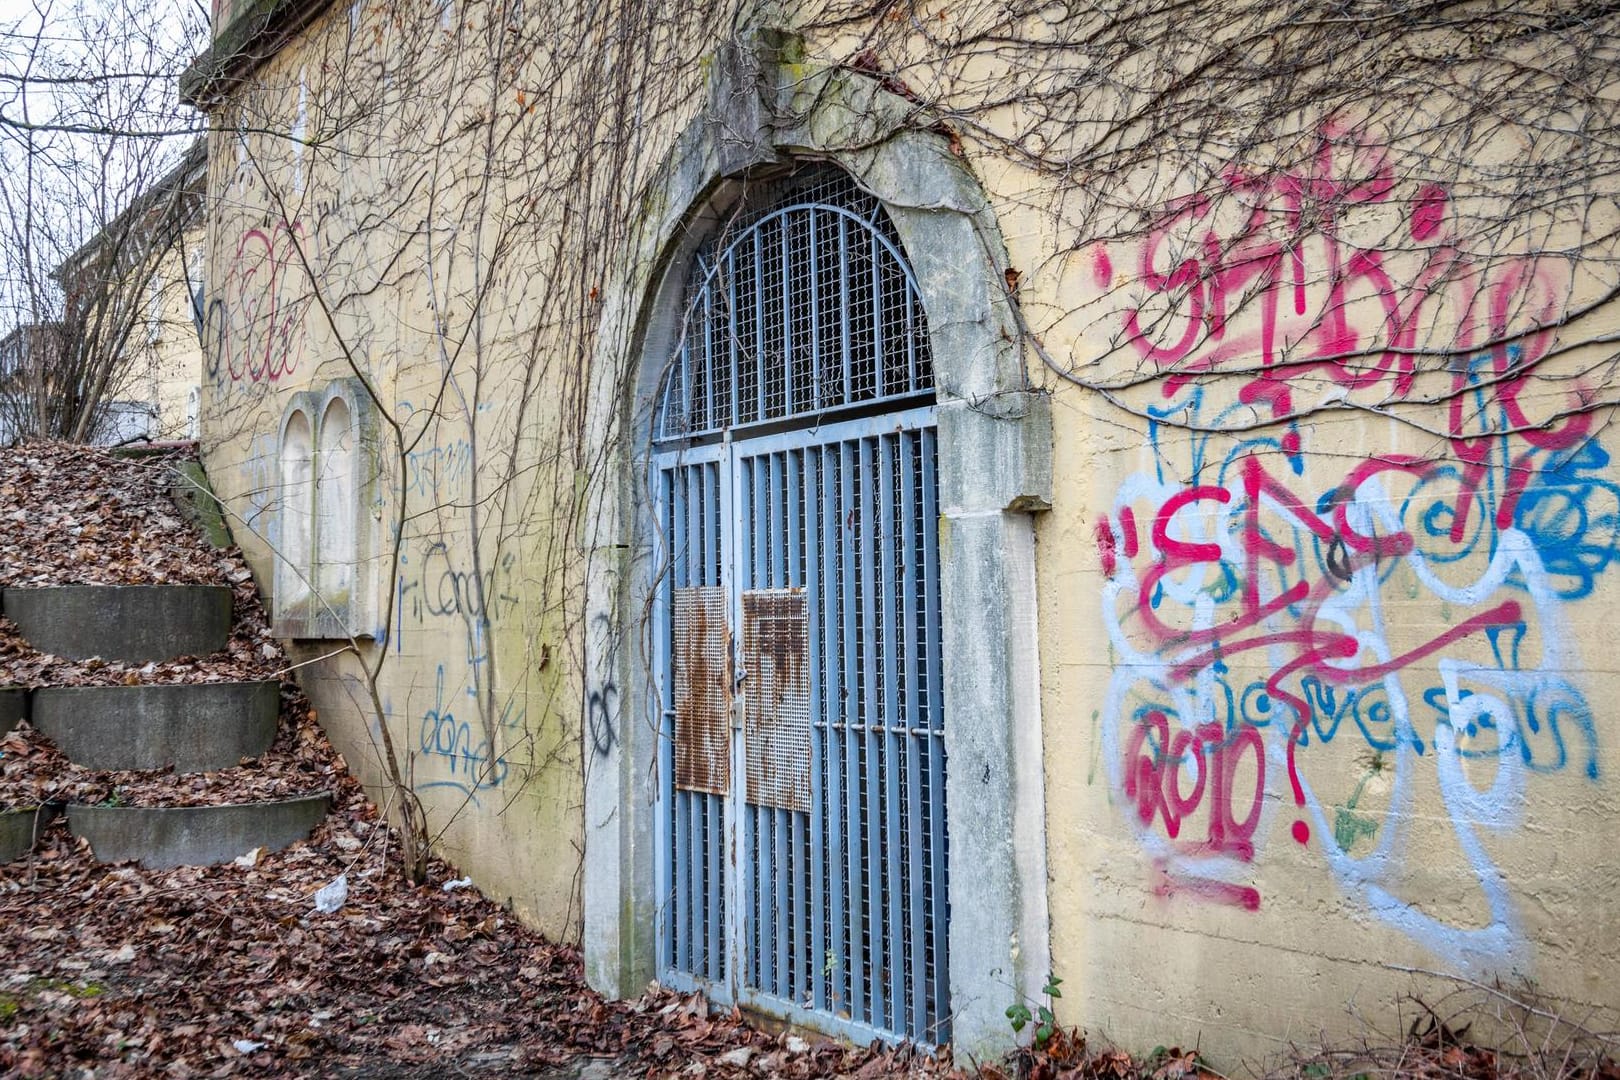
(581, 31, 1053, 1059)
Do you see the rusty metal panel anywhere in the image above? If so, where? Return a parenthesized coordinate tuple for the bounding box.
(673, 585, 730, 796)
(742, 588, 811, 813)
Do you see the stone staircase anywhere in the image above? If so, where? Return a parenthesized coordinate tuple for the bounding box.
(0, 583, 328, 868)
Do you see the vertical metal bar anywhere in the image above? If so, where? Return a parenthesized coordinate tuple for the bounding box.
(784, 448, 803, 1001)
(921, 426, 948, 1032)
(710, 459, 723, 588)
(838, 215, 852, 404)
(806, 448, 827, 1012)
(774, 805, 789, 999)
(878, 433, 904, 1031)
(787, 450, 803, 589)
(772, 481, 788, 992)
(870, 229, 884, 399)
(839, 439, 862, 1024)
(770, 452, 785, 589)
(696, 460, 710, 591)
(674, 791, 690, 972)
(823, 443, 847, 1016)
(858, 436, 885, 1028)
(712, 459, 732, 990)
(720, 440, 740, 990)
(748, 452, 772, 995)
(808, 209, 822, 411)
(898, 432, 927, 1035)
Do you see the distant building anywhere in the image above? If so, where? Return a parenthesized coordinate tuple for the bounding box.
(0, 323, 63, 446)
(47, 140, 207, 445)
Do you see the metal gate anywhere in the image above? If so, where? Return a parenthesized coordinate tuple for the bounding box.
(651, 168, 950, 1044)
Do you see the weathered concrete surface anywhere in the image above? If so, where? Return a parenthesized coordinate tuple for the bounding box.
(68, 792, 328, 869)
(2, 585, 233, 663)
(0, 804, 60, 864)
(0, 687, 25, 735)
(168, 459, 234, 549)
(32, 680, 279, 772)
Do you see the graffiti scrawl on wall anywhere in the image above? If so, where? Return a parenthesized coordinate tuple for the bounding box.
(1091, 125, 1618, 973)
(204, 221, 311, 390)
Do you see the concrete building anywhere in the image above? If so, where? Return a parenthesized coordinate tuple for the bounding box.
(1, 143, 207, 447)
(71, 141, 209, 444)
(180, 0, 1620, 1066)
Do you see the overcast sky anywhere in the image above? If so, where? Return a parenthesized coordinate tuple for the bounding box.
(0, 0, 205, 330)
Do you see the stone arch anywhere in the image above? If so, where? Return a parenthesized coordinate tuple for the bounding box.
(277, 403, 315, 616)
(274, 379, 380, 638)
(316, 395, 356, 601)
(581, 32, 1052, 1058)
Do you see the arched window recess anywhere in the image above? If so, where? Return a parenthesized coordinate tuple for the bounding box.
(273, 378, 379, 640)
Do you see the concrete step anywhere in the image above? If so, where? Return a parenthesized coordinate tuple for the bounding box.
(2, 584, 233, 663)
(67, 793, 330, 869)
(0, 686, 23, 735)
(31, 680, 279, 773)
(0, 804, 60, 863)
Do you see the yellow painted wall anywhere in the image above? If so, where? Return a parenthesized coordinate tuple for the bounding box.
(191, 0, 1620, 1061)
(193, 0, 724, 940)
(123, 225, 205, 440)
(888, 20, 1620, 1066)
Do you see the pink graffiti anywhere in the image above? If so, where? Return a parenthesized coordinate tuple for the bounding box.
(1124, 711, 1264, 863)
(217, 222, 309, 386)
(1116, 123, 1589, 471)
(1103, 454, 1525, 848)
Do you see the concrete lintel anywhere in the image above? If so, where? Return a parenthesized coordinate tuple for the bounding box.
(938, 393, 1054, 515)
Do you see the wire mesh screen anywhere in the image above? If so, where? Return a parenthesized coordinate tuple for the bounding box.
(741, 589, 812, 814)
(673, 586, 730, 797)
(656, 167, 933, 442)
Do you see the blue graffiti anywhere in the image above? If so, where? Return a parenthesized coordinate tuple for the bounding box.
(416, 665, 509, 805)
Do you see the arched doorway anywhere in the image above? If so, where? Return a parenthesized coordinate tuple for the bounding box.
(581, 39, 1052, 1058)
(651, 165, 949, 1043)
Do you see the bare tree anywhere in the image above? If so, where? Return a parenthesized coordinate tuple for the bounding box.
(0, 0, 207, 444)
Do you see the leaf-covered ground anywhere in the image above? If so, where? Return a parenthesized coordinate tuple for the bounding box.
(0, 441, 1612, 1079)
(0, 442, 970, 1077)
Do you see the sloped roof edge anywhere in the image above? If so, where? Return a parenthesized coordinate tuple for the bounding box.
(52, 139, 208, 281)
(179, 0, 335, 110)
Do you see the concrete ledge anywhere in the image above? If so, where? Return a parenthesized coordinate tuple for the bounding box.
(0, 687, 25, 736)
(168, 460, 233, 549)
(2, 585, 233, 662)
(33, 681, 279, 772)
(68, 792, 329, 869)
(0, 804, 61, 864)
